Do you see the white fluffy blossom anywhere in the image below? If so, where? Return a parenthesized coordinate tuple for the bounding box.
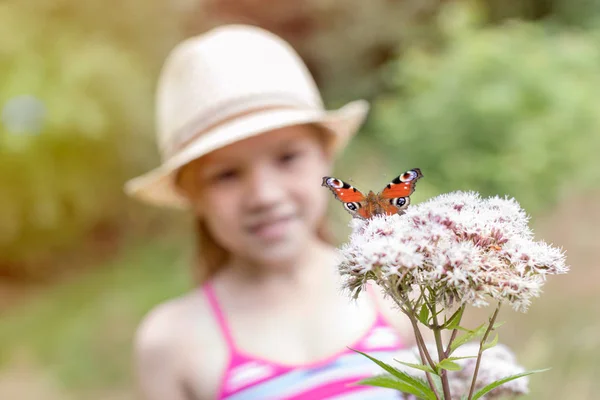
(338, 191, 568, 312)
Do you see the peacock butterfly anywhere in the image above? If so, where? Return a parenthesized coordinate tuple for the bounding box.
(322, 168, 423, 219)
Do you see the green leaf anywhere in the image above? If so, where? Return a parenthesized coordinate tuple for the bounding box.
(493, 321, 506, 329)
(395, 359, 437, 375)
(418, 304, 430, 325)
(482, 332, 499, 351)
(431, 374, 443, 396)
(350, 349, 436, 399)
(450, 323, 487, 352)
(472, 368, 551, 400)
(437, 358, 462, 371)
(356, 375, 433, 399)
(447, 355, 478, 361)
(443, 306, 465, 329)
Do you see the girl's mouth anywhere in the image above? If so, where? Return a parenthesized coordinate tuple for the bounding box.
(248, 215, 295, 241)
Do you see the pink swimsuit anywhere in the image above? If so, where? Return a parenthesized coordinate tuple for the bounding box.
(204, 284, 407, 399)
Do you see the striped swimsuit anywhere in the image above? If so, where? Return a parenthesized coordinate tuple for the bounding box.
(204, 284, 407, 399)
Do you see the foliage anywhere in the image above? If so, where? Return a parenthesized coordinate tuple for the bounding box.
(0, 1, 183, 278)
(187, 0, 444, 106)
(482, 0, 600, 29)
(0, 237, 189, 391)
(368, 2, 600, 214)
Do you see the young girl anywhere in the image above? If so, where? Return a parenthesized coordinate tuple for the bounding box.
(126, 24, 415, 400)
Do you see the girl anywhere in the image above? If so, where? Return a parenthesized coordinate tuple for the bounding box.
(126, 24, 414, 400)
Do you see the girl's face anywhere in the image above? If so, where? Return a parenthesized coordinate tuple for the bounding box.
(181, 124, 333, 268)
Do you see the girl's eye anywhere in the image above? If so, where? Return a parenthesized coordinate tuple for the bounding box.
(211, 169, 239, 183)
(279, 150, 302, 165)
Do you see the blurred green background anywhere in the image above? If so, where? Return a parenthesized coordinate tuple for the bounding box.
(1, 0, 599, 398)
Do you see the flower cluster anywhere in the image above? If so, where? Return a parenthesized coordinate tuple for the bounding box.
(338, 191, 568, 312)
(397, 343, 529, 400)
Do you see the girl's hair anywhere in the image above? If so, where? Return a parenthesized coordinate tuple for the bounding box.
(175, 123, 336, 285)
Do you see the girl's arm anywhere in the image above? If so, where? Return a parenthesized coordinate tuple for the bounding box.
(133, 308, 189, 400)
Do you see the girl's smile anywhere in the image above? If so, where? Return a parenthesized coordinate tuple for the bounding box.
(246, 213, 297, 242)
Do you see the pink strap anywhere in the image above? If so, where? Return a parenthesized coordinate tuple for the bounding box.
(203, 283, 237, 349)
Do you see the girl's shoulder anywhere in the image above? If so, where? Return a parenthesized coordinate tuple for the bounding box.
(134, 287, 225, 354)
(133, 288, 229, 399)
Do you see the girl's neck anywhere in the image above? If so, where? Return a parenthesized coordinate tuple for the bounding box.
(215, 238, 341, 301)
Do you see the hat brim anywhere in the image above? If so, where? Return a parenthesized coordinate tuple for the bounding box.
(124, 99, 369, 209)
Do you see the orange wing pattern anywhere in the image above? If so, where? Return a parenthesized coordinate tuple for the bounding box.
(322, 168, 423, 219)
(321, 177, 366, 203)
(321, 177, 366, 218)
(379, 168, 423, 199)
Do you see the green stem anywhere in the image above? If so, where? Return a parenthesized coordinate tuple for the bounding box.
(467, 303, 502, 400)
(380, 281, 441, 398)
(445, 327, 460, 358)
(444, 305, 466, 357)
(432, 304, 452, 400)
(413, 327, 441, 400)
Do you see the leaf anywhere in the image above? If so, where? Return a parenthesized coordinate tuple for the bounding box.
(444, 306, 465, 329)
(418, 304, 430, 325)
(356, 375, 434, 399)
(350, 349, 435, 398)
(472, 368, 551, 400)
(437, 358, 462, 371)
(450, 323, 487, 352)
(394, 359, 437, 375)
(447, 355, 478, 361)
(482, 332, 499, 351)
(431, 374, 444, 396)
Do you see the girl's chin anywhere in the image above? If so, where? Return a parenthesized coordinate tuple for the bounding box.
(245, 240, 309, 268)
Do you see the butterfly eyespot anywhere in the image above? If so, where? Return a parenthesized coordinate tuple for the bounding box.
(390, 197, 408, 207)
(402, 171, 416, 180)
(327, 178, 343, 188)
(344, 202, 360, 212)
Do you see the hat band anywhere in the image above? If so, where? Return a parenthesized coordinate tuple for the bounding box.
(163, 92, 322, 158)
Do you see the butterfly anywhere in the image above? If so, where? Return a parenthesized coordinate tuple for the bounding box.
(322, 168, 423, 219)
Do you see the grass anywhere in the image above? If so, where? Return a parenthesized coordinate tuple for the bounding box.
(1, 197, 599, 399)
(0, 234, 191, 396)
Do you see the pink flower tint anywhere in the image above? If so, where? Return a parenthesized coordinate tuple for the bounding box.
(337, 191, 569, 312)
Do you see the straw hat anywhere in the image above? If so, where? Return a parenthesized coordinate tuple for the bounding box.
(124, 24, 370, 209)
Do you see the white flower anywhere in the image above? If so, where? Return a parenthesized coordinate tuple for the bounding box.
(337, 191, 569, 312)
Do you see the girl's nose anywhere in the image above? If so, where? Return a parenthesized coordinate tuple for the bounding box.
(244, 165, 286, 212)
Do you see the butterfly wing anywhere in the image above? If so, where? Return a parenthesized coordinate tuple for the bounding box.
(321, 176, 367, 218)
(378, 168, 423, 214)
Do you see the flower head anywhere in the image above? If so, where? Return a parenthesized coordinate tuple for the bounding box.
(338, 191, 568, 312)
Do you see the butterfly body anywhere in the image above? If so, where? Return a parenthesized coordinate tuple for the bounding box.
(322, 168, 423, 220)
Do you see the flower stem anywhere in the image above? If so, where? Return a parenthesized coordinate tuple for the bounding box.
(432, 304, 452, 400)
(467, 303, 502, 400)
(381, 282, 441, 398)
(414, 336, 441, 400)
(404, 302, 437, 370)
(444, 305, 465, 357)
(444, 327, 459, 357)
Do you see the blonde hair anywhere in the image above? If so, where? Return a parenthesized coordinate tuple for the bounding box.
(175, 123, 336, 285)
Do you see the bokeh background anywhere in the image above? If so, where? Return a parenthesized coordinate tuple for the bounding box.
(1, 0, 599, 398)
